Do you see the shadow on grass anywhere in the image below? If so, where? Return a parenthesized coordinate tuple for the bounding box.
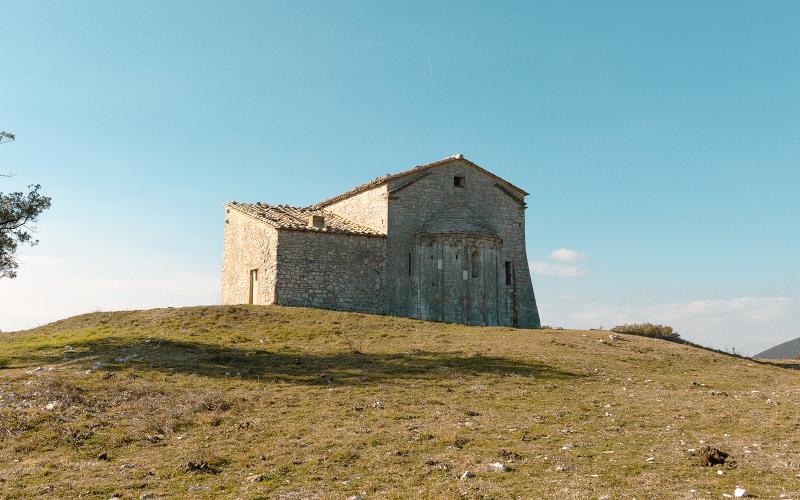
(11, 337, 581, 386)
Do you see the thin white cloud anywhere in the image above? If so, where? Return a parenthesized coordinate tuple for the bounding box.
(529, 261, 589, 278)
(0, 254, 218, 332)
(530, 247, 590, 278)
(542, 296, 800, 356)
(549, 248, 588, 263)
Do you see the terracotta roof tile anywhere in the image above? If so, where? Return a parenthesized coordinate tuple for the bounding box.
(227, 202, 385, 237)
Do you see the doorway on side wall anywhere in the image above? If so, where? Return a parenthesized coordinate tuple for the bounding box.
(248, 269, 258, 305)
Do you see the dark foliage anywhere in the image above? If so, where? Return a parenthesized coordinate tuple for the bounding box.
(0, 183, 52, 278)
(611, 323, 681, 341)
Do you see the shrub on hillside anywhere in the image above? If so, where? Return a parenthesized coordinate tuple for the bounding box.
(611, 323, 682, 341)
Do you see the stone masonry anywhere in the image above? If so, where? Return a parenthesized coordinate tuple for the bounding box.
(221, 155, 541, 328)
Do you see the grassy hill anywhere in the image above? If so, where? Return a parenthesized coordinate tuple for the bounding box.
(1, 306, 799, 499)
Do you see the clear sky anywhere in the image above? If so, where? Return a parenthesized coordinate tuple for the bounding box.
(2, 1, 798, 355)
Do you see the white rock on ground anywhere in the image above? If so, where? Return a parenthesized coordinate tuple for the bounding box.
(734, 487, 749, 497)
(459, 471, 474, 480)
(489, 462, 510, 472)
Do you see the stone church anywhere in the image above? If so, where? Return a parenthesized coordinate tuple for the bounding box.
(221, 155, 541, 328)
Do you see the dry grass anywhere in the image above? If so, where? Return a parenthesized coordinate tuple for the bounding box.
(0, 305, 799, 498)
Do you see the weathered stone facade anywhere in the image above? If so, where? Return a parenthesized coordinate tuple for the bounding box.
(221, 155, 541, 328)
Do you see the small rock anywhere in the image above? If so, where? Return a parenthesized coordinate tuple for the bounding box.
(489, 462, 510, 472)
(766, 399, 776, 405)
(44, 402, 59, 410)
(734, 487, 749, 497)
(146, 434, 165, 443)
(347, 494, 367, 500)
(120, 463, 135, 470)
(140, 493, 155, 500)
(645, 457, 655, 462)
(245, 474, 265, 483)
(187, 485, 209, 492)
(717, 470, 725, 475)
(609, 334, 621, 341)
(97, 452, 110, 461)
(554, 464, 569, 472)
(372, 401, 384, 409)
(342, 479, 352, 485)
(459, 471, 474, 480)
(84, 370, 93, 375)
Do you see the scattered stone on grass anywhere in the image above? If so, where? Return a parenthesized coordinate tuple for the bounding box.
(459, 471, 474, 480)
(489, 462, 511, 472)
(372, 401, 384, 409)
(734, 487, 749, 497)
(499, 449, 522, 460)
(184, 461, 218, 474)
(245, 473, 265, 483)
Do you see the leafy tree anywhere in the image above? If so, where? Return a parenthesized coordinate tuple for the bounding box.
(1, 131, 52, 278)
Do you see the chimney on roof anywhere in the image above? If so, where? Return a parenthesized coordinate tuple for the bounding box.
(309, 214, 325, 229)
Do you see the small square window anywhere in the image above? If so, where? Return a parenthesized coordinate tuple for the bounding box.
(454, 176, 466, 188)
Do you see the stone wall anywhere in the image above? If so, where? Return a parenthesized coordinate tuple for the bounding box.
(220, 207, 279, 305)
(222, 158, 540, 328)
(321, 184, 388, 233)
(384, 160, 540, 327)
(273, 230, 387, 314)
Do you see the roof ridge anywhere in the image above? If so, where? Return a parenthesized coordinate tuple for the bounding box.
(311, 155, 528, 209)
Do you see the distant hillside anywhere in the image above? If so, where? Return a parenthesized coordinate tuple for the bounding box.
(756, 336, 800, 360)
(1, 306, 799, 498)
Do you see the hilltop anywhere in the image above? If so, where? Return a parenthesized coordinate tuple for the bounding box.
(756, 336, 800, 360)
(1, 306, 799, 498)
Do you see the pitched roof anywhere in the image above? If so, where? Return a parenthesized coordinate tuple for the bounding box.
(312, 155, 528, 209)
(227, 202, 385, 237)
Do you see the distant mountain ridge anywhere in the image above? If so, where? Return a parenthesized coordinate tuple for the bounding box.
(756, 336, 800, 359)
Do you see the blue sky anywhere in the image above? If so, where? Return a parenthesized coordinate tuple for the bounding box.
(1, 1, 798, 354)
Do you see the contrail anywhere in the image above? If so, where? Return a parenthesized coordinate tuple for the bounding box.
(427, 55, 434, 87)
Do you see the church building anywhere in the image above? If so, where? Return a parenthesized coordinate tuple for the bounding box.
(221, 155, 541, 328)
